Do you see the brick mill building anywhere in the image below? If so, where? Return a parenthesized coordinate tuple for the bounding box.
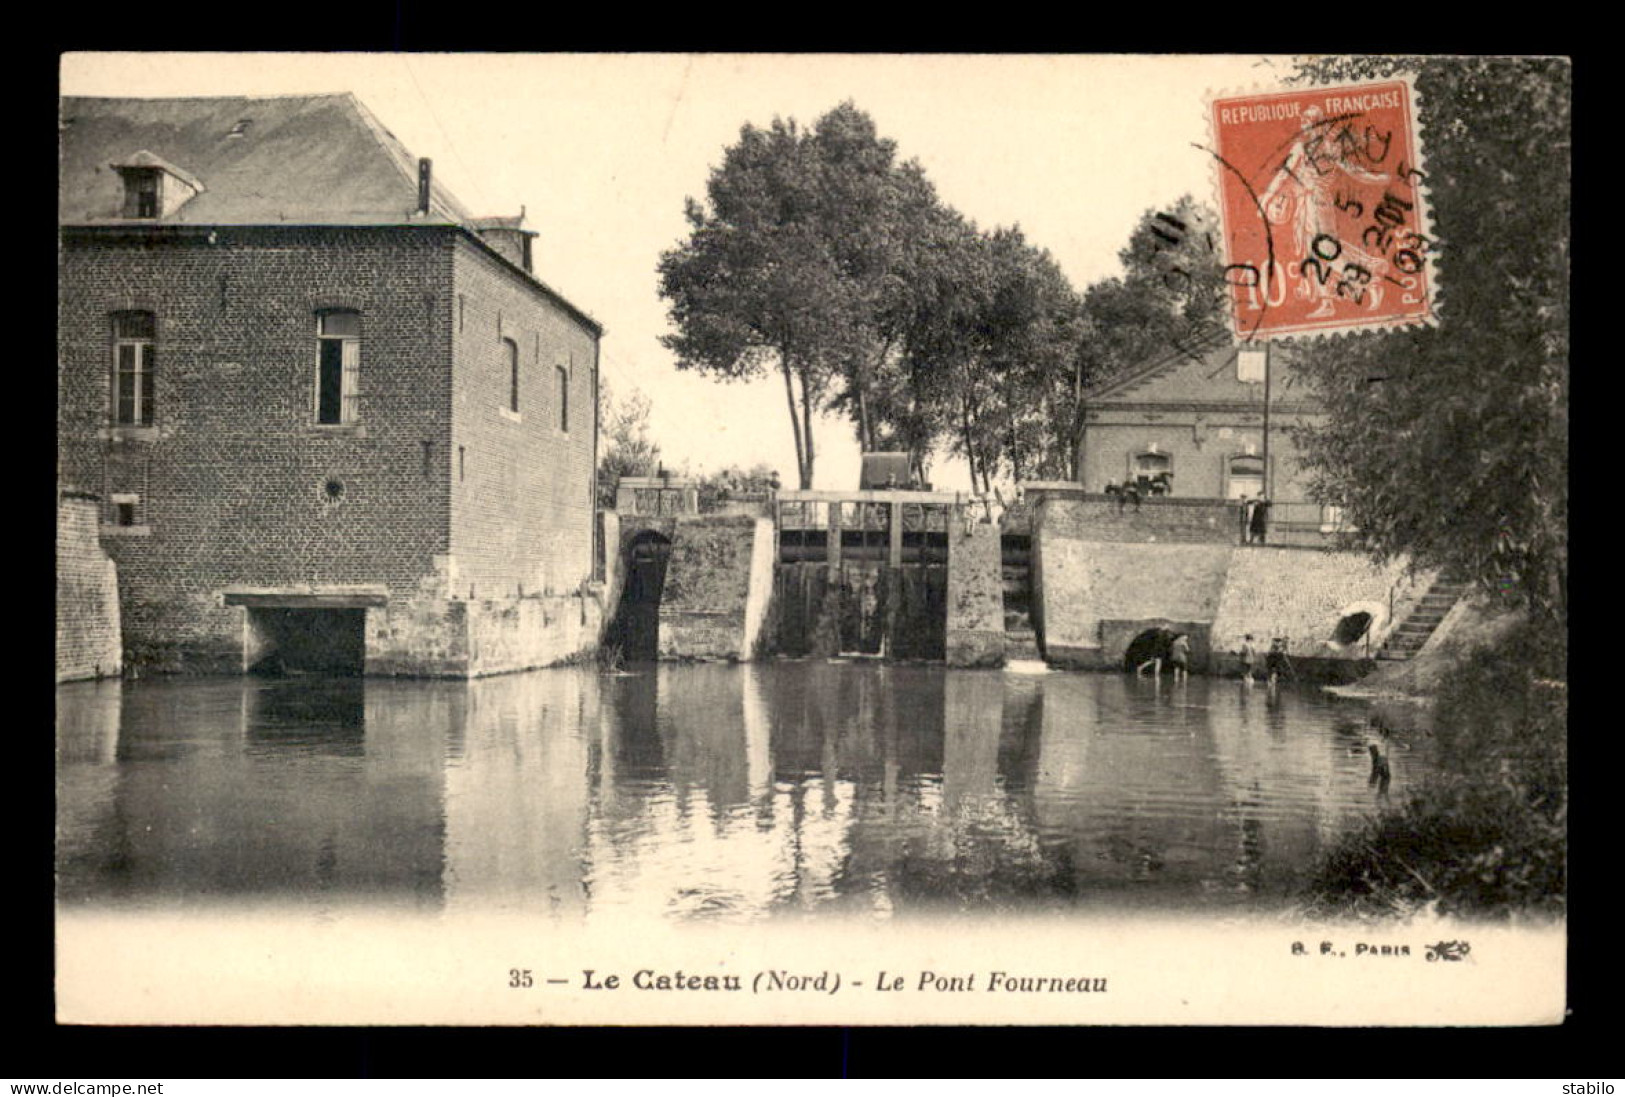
(58, 93, 605, 677)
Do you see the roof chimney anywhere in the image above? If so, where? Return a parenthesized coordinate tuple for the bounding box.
(417, 158, 432, 215)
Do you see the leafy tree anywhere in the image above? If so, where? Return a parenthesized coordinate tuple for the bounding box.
(869, 202, 986, 485)
(1287, 56, 1569, 632)
(658, 114, 845, 489)
(1072, 196, 1228, 481)
(810, 106, 945, 456)
(977, 226, 1083, 483)
(595, 377, 661, 508)
(658, 103, 943, 489)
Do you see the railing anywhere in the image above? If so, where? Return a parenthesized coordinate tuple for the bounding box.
(775, 489, 966, 565)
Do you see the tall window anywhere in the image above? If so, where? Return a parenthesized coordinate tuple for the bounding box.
(316, 310, 361, 424)
(1226, 454, 1265, 499)
(505, 338, 520, 412)
(556, 365, 569, 432)
(112, 311, 156, 426)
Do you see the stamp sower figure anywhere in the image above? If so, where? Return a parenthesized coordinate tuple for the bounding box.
(1238, 634, 1258, 684)
(1167, 632, 1191, 683)
(1259, 104, 1393, 319)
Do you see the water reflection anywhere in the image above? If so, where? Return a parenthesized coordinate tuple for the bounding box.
(56, 664, 1435, 922)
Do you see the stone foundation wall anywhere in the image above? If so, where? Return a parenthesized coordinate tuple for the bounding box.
(57, 493, 122, 683)
(365, 561, 601, 677)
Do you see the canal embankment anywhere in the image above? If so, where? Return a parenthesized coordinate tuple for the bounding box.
(1300, 610, 1566, 920)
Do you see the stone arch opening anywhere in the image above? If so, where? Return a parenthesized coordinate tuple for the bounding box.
(1332, 611, 1374, 645)
(1123, 627, 1175, 672)
(1327, 599, 1388, 650)
(611, 530, 673, 661)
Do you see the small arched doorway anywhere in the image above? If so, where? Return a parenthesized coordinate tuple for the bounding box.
(614, 531, 673, 661)
(1123, 627, 1175, 672)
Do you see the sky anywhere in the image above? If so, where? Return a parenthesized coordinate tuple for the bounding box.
(61, 52, 1280, 492)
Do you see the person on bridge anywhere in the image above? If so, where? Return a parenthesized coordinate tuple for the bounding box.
(1247, 496, 1272, 544)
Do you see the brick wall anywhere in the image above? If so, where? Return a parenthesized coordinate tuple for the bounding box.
(59, 226, 601, 675)
(56, 493, 122, 682)
(450, 238, 598, 600)
(59, 226, 458, 670)
(1080, 415, 1320, 503)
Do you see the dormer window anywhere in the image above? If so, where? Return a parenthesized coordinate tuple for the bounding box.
(122, 168, 161, 219)
(110, 152, 204, 220)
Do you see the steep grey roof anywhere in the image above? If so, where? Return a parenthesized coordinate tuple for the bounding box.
(1085, 327, 1308, 405)
(59, 93, 476, 226)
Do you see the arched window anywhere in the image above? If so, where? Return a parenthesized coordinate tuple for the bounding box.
(1133, 452, 1171, 477)
(111, 311, 156, 426)
(504, 338, 520, 413)
(316, 310, 361, 424)
(1226, 454, 1265, 499)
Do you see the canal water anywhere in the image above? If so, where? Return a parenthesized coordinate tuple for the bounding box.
(56, 664, 1433, 923)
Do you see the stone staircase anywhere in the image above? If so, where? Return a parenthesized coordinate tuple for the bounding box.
(1377, 577, 1471, 661)
(1001, 535, 1044, 662)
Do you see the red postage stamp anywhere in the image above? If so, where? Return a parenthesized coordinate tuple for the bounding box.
(1210, 78, 1436, 341)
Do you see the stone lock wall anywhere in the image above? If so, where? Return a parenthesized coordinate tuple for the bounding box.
(946, 521, 1004, 667)
(657, 515, 774, 661)
(56, 492, 123, 682)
